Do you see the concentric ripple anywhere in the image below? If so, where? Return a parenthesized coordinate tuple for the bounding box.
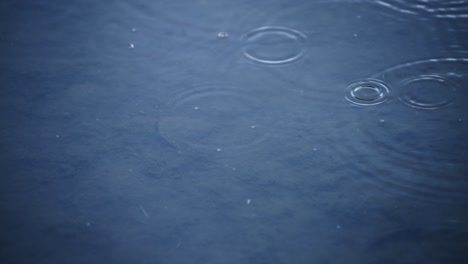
(373, 0, 466, 53)
(370, 58, 467, 110)
(338, 58, 468, 203)
(158, 86, 273, 152)
(399, 75, 457, 109)
(240, 26, 307, 65)
(375, 0, 468, 20)
(345, 79, 391, 106)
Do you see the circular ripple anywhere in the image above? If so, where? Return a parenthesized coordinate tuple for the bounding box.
(399, 75, 457, 109)
(345, 79, 391, 106)
(240, 26, 307, 65)
(369, 58, 468, 109)
(338, 58, 468, 203)
(158, 86, 273, 152)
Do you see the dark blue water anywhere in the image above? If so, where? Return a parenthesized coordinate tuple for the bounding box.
(1, 0, 467, 263)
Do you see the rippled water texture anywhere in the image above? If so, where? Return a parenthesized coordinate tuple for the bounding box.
(149, 0, 468, 259)
(158, 85, 272, 152)
(339, 58, 468, 203)
(153, 1, 468, 203)
(1, 0, 468, 263)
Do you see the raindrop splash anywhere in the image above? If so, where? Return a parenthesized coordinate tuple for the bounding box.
(345, 79, 391, 106)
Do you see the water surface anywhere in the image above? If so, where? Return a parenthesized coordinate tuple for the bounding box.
(0, 0, 467, 263)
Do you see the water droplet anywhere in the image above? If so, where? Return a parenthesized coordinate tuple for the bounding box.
(129, 43, 135, 49)
(216, 148, 222, 152)
(217, 32, 229, 39)
(241, 26, 307, 65)
(193, 106, 199, 110)
(379, 119, 385, 123)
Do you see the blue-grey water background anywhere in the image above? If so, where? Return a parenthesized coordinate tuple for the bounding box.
(1, 0, 467, 263)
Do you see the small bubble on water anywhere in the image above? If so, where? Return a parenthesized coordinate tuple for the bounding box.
(353, 33, 358, 37)
(246, 199, 251, 204)
(379, 119, 385, 123)
(217, 32, 229, 39)
(193, 106, 199, 110)
(216, 148, 222, 152)
(129, 43, 135, 48)
(251, 125, 256, 129)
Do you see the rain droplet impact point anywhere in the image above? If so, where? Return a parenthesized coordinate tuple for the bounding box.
(345, 79, 391, 106)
